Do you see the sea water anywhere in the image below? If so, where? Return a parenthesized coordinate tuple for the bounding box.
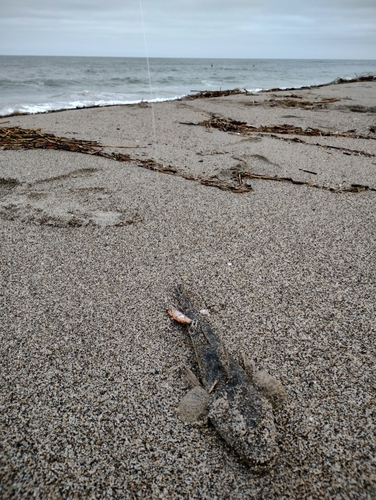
(0, 56, 375, 117)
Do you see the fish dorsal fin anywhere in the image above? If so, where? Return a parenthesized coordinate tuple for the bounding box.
(240, 352, 255, 379)
(216, 344, 232, 380)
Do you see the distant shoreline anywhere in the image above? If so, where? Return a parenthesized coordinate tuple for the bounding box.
(2, 57, 375, 117)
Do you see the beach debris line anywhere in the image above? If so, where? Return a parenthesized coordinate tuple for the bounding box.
(185, 88, 247, 100)
(198, 116, 374, 140)
(1, 126, 374, 195)
(350, 105, 376, 114)
(288, 136, 375, 158)
(0, 126, 252, 194)
(184, 76, 376, 100)
(237, 170, 376, 194)
(169, 286, 286, 471)
(250, 96, 341, 109)
(0, 126, 139, 153)
(0, 126, 105, 154)
(264, 74, 376, 93)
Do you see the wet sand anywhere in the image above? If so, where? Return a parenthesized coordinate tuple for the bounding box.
(1, 79, 375, 499)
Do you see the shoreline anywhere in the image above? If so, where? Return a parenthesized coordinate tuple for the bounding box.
(1, 79, 375, 498)
(2, 74, 375, 119)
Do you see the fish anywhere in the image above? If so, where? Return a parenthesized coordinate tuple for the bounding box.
(170, 285, 286, 471)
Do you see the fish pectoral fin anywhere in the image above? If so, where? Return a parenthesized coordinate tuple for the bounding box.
(252, 370, 287, 410)
(178, 386, 209, 424)
(216, 344, 232, 380)
(181, 363, 201, 388)
(241, 353, 286, 410)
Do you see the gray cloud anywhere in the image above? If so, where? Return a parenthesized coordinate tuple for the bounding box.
(0, 0, 375, 58)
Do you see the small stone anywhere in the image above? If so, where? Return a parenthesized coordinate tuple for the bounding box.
(199, 309, 210, 316)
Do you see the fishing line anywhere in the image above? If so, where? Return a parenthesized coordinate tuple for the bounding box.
(138, 1, 186, 292)
(139, 0, 157, 146)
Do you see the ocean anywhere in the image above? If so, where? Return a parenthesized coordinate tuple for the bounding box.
(1, 56, 375, 117)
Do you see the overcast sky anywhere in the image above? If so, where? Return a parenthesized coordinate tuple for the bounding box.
(0, 0, 375, 59)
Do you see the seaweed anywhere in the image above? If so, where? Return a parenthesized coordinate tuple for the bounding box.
(0, 126, 251, 194)
(184, 76, 375, 101)
(1, 126, 374, 196)
(249, 97, 340, 109)
(0, 126, 103, 154)
(198, 117, 373, 139)
(238, 171, 375, 194)
(185, 88, 247, 100)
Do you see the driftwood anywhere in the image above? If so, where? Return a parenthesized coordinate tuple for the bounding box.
(299, 168, 317, 175)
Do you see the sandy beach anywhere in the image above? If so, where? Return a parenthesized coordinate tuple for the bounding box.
(1, 79, 375, 499)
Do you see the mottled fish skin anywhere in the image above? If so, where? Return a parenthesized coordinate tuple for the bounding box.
(174, 285, 280, 471)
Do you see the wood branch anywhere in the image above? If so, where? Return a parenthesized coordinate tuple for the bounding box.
(102, 144, 141, 148)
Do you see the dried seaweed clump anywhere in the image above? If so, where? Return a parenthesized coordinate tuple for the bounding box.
(186, 88, 247, 100)
(199, 117, 368, 139)
(0, 126, 102, 154)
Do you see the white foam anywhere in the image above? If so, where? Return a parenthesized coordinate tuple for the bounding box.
(0, 93, 188, 117)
